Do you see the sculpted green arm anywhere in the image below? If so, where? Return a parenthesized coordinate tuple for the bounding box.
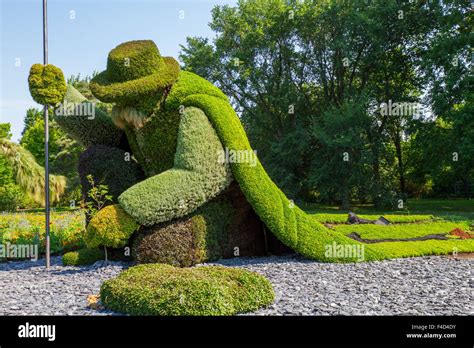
(28, 64, 123, 147)
(118, 106, 233, 226)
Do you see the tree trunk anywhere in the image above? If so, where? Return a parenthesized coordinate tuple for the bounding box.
(372, 146, 382, 208)
(394, 131, 406, 194)
(341, 187, 350, 210)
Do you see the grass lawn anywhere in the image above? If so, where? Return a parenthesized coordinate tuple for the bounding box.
(333, 221, 471, 240)
(303, 198, 474, 223)
(312, 213, 435, 224)
(302, 198, 474, 259)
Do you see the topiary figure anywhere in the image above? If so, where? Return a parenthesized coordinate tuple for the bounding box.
(100, 263, 274, 315)
(27, 40, 474, 263)
(85, 204, 139, 260)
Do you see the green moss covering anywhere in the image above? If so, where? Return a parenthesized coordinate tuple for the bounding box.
(118, 107, 232, 226)
(364, 239, 474, 259)
(85, 204, 139, 249)
(28, 64, 67, 105)
(100, 263, 274, 315)
(62, 248, 104, 266)
(133, 200, 233, 266)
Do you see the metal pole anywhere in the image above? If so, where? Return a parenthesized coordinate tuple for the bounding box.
(43, 0, 50, 269)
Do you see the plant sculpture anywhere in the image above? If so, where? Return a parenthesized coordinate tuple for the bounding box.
(28, 40, 474, 263)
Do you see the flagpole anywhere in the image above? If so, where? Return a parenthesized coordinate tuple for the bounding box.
(43, 0, 51, 269)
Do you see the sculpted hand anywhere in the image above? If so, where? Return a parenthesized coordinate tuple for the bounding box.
(28, 64, 67, 105)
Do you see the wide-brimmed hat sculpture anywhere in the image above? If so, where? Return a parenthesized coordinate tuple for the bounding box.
(90, 40, 180, 106)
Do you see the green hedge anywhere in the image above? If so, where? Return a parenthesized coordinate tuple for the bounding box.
(62, 248, 104, 266)
(100, 263, 274, 315)
(118, 107, 232, 226)
(85, 204, 139, 249)
(133, 200, 233, 266)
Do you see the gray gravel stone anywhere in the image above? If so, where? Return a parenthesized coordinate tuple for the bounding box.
(0, 256, 128, 315)
(209, 254, 473, 316)
(0, 254, 471, 315)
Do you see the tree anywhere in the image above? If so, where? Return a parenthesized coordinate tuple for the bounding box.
(22, 108, 43, 136)
(20, 115, 62, 167)
(308, 100, 375, 209)
(402, 0, 473, 198)
(180, 0, 452, 207)
(0, 123, 12, 139)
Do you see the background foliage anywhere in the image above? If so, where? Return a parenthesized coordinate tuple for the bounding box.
(180, 0, 473, 208)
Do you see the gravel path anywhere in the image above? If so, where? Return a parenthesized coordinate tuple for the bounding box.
(0, 255, 471, 315)
(0, 257, 128, 315)
(213, 255, 473, 316)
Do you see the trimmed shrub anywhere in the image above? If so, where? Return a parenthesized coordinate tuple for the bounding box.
(28, 64, 67, 105)
(85, 204, 139, 249)
(133, 200, 233, 266)
(133, 216, 205, 267)
(119, 107, 232, 226)
(62, 248, 104, 266)
(79, 145, 144, 202)
(100, 263, 274, 315)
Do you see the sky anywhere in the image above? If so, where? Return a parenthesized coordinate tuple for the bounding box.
(0, 0, 236, 141)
